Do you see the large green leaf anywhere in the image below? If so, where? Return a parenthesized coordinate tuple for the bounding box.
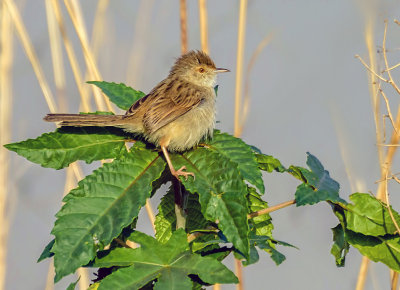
(4, 127, 127, 169)
(171, 148, 250, 257)
(207, 131, 264, 193)
(247, 186, 273, 236)
(155, 188, 210, 243)
(346, 230, 400, 272)
(295, 153, 345, 206)
(51, 143, 165, 281)
(95, 230, 238, 289)
(88, 81, 145, 110)
(256, 154, 286, 173)
(345, 193, 400, 236)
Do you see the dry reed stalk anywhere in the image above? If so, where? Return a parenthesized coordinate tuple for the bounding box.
(233, 0, 247, 138)
(50, 0, 91, 112)
(0, 3, 13, 289)
(213, 283, 221, 290)
(198, 0, 209, 54)
(233, 1, 248, 286)
(125, 0, 154, 90)
(391, 270, 398, 290)
(63, 0, 112, 112)
(81, 0, 110, 105)
(5, 0, 57, 113)
(180, 0, 188, 54)
(45, 0, 66, 109)
(356, 256, 370, 290)
(44, 262, 55, 290)
(145, 199, 156, 232)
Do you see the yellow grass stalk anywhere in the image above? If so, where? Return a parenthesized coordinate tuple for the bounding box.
(125, 0, 155, 87)
(180, 0, 188, 54)
(198, 0, 209, 54)
(0, 3, 13, 289)
(4, 0, 57, 113)
(63, 0, 112, 112)
(45, 0, 66, 99)
(50, 0, 91, 112)
(233, 0, 247, 138)
(81, 0, 110, 105)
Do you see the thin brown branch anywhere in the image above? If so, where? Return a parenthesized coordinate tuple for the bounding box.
(179, 0, 188, 54)
(382, 20, 400, 95)
(355, 54, 388, 83)
(114, 238, 133, 248)
(248, 199, 295, 219)
(384, 172, 400, 236)
(380, 86, 399, 136)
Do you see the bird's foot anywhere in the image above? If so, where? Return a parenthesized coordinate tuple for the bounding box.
(172, 166, 195, 180)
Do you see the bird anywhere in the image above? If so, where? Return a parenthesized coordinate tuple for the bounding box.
(44, 50, 230, 180)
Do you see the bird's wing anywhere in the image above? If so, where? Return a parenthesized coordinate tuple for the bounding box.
(143, 83, 204, 134)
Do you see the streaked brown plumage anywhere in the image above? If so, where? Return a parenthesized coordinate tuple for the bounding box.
(44, 50, 229, 179)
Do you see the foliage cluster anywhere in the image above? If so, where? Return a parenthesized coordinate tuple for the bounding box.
(5, 82, 400, 289)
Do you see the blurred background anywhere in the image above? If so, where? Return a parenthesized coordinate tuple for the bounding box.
(1, 0, 400, 289)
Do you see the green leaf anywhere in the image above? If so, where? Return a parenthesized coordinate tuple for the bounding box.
(66, 277, 80, 290)
(295, 153, 345, 206)
(330, 224, 349, 267)
(207, 131, 264, 194)
(155, 188, 210, 243)
(88, 81, 145, 110)
(345, 193, 400, 236)
(247, 234, 294, 266)
(4, 127, 127, 169)
(256, 154, 286, 173)
(51, 143, 165, 281)
(346, 230, 400, 272)
(37, 239, 55, 262)
(171, 148, 250, 258)
(96, 230, 238, 289)
(247, 187, 273, 236)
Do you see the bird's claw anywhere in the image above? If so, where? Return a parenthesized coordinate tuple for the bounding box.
(172, 166, 195, 180)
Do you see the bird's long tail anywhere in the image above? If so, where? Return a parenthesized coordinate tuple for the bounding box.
(44, 113, 126, 127)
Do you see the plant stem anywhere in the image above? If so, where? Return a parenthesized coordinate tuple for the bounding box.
(172, 177, 187, 229)
(247, 199, 295, 218)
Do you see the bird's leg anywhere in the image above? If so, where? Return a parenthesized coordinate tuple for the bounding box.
(160, 139, 195, 180)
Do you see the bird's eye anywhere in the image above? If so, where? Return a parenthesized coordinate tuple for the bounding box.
(198, 67, 205, 73)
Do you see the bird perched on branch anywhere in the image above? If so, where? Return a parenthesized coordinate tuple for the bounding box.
(44, 50, 230, 180)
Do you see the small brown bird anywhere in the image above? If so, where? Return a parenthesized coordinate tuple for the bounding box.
(44, 50, 229, 179)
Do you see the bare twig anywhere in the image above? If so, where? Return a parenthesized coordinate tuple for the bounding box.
(248, 199, 295, 219)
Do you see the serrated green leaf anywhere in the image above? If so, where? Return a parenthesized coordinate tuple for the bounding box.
(66, 277, 80, 290)
(88, 81, 145, 110)
(170, 148, 250, 258)
(247, 234, 291, 266)
(96, 230, 238, 290)
(345, 193, 400, 236)
(51, 143, 165, 281)
(295, 153, 345, 206)
(207, 131, 264, 193)
(256, 154, 285, 173)
(330, 224, 349, 267)
(346, 230, 400, 272)
(4, 127, 127, 169)
(37, 239, 55, 262)
(155, 188, 210, 243)
(247, 187, 273, 236)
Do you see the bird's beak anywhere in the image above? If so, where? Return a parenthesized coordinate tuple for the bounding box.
(215, 68, 230, 73)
